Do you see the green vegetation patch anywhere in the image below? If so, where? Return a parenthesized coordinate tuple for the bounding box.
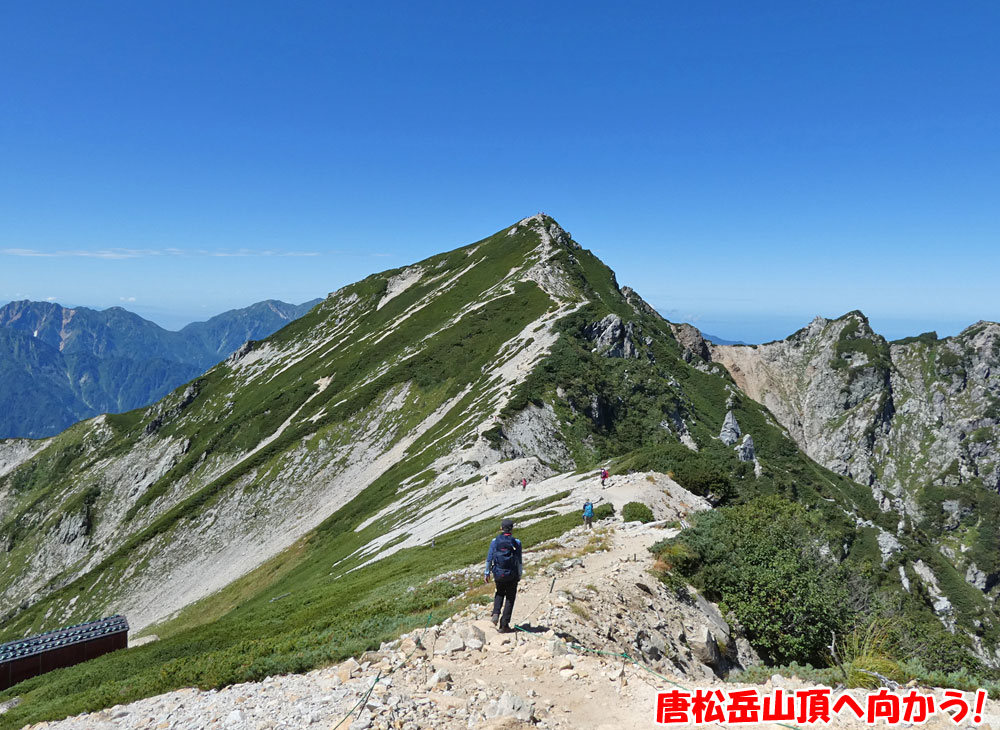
(621, 501, 654, 523)
(650, 496, 852, 665)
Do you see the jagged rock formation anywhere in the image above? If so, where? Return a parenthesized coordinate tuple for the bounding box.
(582, 313, 652, 360)
(719, 410, 742, 445)
(735, 434, 755, 462)
(710, 314, 1000, 506)
(669, 322, 712, 362)
(706, 312, 1000, 636)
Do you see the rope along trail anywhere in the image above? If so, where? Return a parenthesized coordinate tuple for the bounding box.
(512, 559, 805, 730)
(510, 623, 803, 730)
(330, 612, 434, 730)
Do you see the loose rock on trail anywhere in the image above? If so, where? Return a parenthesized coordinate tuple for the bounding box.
(17, 521, 1000, 730)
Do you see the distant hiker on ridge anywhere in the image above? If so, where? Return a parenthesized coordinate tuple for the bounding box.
(582, 497, 601, 528)
(483, 518, 522, 633)
(600, 467, 609, 487)
(521, 477, 527, 490)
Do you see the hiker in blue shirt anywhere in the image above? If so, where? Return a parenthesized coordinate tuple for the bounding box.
(582, 499, 595, 528)
(483, 518, 523, 633)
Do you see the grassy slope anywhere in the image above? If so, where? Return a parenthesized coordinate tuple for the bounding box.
(0, 500, 579, 729)
(1, 219, 996, 725)
(0, 222, 552, 636)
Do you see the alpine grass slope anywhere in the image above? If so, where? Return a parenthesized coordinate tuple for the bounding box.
(0, 215, 998, 726)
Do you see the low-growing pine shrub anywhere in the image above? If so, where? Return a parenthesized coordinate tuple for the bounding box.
(622, 501, 654, 523)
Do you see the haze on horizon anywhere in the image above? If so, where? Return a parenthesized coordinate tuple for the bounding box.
(1, 2, 997, 344)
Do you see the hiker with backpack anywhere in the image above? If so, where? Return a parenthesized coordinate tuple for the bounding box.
(483, 518, 522, 633)
(582, 499, 595, 528)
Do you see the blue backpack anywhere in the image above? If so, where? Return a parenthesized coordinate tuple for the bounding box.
(492, 534, 520, 580)
(583, 502, 594, 518)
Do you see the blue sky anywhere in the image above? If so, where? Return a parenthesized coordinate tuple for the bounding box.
(1, 2, 997, 341)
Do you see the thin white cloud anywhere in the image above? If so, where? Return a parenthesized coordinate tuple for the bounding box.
(46, 296, 57, 302)
(1, 248, 153, 259)
(120, 296, 137, 302)
(3, 248, 55, 257)
(1, 247, 323, 259)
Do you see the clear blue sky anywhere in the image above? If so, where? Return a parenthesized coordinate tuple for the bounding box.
(1, 2, 997, 342)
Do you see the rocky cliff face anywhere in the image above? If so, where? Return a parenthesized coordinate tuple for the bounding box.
(708, 313, 1000, 617)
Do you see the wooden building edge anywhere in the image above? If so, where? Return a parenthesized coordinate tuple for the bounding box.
(0, 615, 129, 692)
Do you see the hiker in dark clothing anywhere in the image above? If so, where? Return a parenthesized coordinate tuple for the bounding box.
(483, 518, 523, 632)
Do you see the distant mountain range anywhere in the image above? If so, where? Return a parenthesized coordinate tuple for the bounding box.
(0, 299, 321, 439)
(700, 332, 748, 346)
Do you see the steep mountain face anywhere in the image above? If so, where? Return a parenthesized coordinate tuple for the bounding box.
(0, 216, 594, 634)
(0, 216, 832, 630)
(0, 328, 203, 439)
(708, 313, 1000, 616)
(0, 301, 204, 366)
(0, 299, 320, 438)
(1, 215, 998, 700)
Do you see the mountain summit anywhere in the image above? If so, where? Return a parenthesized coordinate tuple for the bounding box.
(2, 215, 999, 725)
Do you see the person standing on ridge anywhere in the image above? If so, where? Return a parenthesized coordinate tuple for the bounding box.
(521, 477, 528, 490)
(582, 499, 595, 528)
(483, 518, 522, 632)
(600, 468, 609, 487)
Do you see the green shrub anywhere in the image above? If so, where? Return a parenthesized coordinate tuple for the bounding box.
(481, 426, 503, 449)
(651, 495, 851, 665)
(891, 331, 938, 346)
(622, 501, 654, 523)
(970, 427, 993, 444)
(620, 444, 735, 502)
(594, 503, 614, 520)
(937, 348, 962, 370)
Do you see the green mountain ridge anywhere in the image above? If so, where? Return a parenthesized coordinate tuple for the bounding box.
(0, 215, 997, 725)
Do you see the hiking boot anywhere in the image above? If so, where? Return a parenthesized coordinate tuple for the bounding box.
(491, 613, 500, 626)
(498, 624, 513, 634)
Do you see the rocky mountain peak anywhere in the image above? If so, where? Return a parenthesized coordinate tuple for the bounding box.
(508, 213, 580, 251)
(709, 310, 1000, 622)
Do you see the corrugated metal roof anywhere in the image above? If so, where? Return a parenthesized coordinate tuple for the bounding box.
(0, 615, 129, 662)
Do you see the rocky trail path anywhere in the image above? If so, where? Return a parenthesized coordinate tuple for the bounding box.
(17, 520, 1000, 730)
